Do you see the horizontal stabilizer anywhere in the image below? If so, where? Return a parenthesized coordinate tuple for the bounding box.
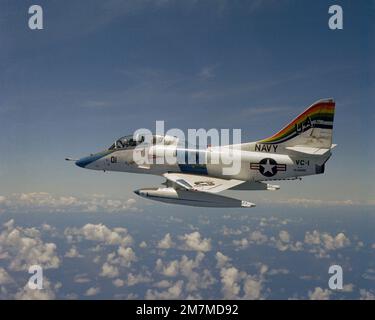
(285, 146, 333, 156)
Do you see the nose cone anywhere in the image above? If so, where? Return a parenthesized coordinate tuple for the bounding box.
(134, 190, 140, 195)
(75, 158, 87, 168)
(75, 151, 108, 169)
(75, 155, 97, 168)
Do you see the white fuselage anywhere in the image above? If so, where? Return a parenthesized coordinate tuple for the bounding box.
(77, 143, 328, 182)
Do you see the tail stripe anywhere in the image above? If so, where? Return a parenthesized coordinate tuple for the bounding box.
(260, 100, 335, 144)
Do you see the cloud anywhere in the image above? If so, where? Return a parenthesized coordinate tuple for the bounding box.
(243, 276, 263, 300)
(221, 226, 243, 236)
(126, 272, 152, 286)
(359, 289, 375, 300)
(155, 253, 214, 293)
(156, 258, 179, 277)
(85, 287, 101, 297)
(112, 279, 125, 287)
(0, 192, 141, 214)
(146, 280, 184, 300)
(268, 268, 289, 276)
(100, 262, 120, 278)
(304, 230, 350, 258)
(73, 274, 91, 284)
(0, 267, 12, 285)
(308, 287, 331, 300)
(217, 251, 268, 300)
(198, 65, 217, 80)
(179, 231, 211, 252)
(139, 241, 148, 248)
(215, 252, 231, 268)
(232, 238, 249, 249)
(272, 230, 303, 252)
(99, 246, 137, 278)
(116, 246, 137, 267)
(157, 233, 175, 249)
(64, 246, 83, 258)
(0, 220, 60, 271)
(249, 230, 268, 244)
(266, 198, 369, 207)
(14, 278, 58, 300)
(65, 223, 137, 280)
(232, 230, 269, 249)
(220, 267, 241, 299)
(64, 223, 133, 246)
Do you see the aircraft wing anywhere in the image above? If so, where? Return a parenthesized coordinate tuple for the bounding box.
(162, 173, 246, 193)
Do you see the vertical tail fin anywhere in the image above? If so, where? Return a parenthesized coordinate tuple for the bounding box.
(258, 99, 335, 149)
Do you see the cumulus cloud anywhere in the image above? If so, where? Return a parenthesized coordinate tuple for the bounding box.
(359, 289, 375, 300)
(116, 246, 137, 267)
(216, 251, 268, 300)
(0, 220, 60, 271)
(304, 230, 350, 258)
(15, 278, 58, 300)
(139, 241, 148, 248)
(308, 287, 331, 300)
(179, 231, 211, 252)
(232, 238, 249, 249)
(126, 272, 152, 286)
(155, 253, 214, 293)
(85, 287, 100, 297)
(146, 280, 184, 300)
(249, 230, 268, 244)
(220, 267, 241, 299)
(156, 259, 179, 277)
(157, 233, 174, 249)
(112, 278, 125, 287)
(100, 262, 120, 278)
(272, 230, 303, 252)
(215, 252, 231, 268)
(64, 223, 133, 246)
(0, 267, 12, 285)
(99, 246, 137, 279)
(153, 280, 173, 288)
(243, 276, 263, 300)
(0, 192, 141, 214)
(232, 230, 269, 249)
(64, 246, 83, 258)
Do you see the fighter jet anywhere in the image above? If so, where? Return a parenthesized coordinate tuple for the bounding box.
(68, 99, 336, 208)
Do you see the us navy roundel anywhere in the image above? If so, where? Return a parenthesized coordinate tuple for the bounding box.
(250, 158, 287, 177)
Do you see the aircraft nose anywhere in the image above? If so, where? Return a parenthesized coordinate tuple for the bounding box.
(75, 158, 87, 168)
(75, 152, 106, 169)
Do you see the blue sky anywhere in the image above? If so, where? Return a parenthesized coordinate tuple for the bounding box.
(0, 0, 374, 202)
(0, 0, 374, 300)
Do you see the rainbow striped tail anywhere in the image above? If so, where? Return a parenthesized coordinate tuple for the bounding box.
(258, 99, 335, 149)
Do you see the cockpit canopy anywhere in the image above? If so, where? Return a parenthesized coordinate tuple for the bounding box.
(108, 134, 145, 150)
(108, 134, 179, 150)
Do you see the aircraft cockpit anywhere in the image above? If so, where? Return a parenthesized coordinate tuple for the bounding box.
(108, 134, 145, 150)
(108, 134, 180, 150)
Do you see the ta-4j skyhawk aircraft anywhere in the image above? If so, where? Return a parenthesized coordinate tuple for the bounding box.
(68, 99, 336, 208)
